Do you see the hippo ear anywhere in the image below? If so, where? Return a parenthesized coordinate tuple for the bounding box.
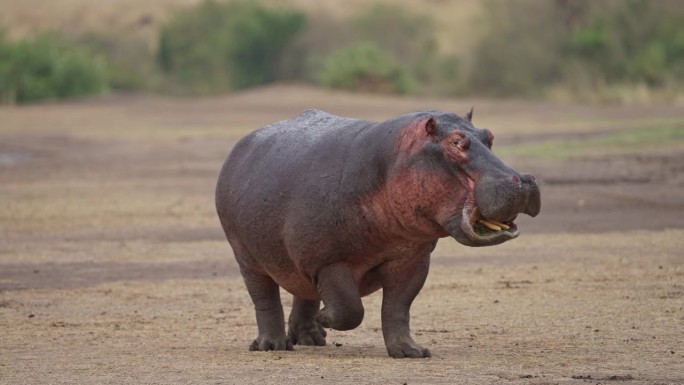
(424, 117, 437, 136)
(465, 107, 474, 122)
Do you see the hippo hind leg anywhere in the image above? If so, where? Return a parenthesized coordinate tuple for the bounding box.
(287, 297, 327, 346)
(239, 265, 293, 351)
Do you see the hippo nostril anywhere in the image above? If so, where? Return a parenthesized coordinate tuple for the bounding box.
(511, 175, 520, 184)
(521, 173, 536, 184)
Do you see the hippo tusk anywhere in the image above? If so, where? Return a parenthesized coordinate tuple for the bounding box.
(478, 219, 501, 231)
(448, 205, 519, 247)
(485, 219, 510, 230)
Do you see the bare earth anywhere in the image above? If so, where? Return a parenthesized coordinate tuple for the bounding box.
(1, 86, 683, 385)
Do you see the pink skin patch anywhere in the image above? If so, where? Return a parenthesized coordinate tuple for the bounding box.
(394, 118, 432, 155)
(364, 119, 480, 241)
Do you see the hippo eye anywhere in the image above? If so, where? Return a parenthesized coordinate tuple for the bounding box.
(451, 137, 469, 150)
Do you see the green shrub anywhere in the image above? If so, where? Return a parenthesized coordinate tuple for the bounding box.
(353, 4, 462, 94)
(352, 4, 435, 75)
(158, 0, 305, 94)
(317, 42, 414, 94)
(0, 34, 15, 104)
(566, 1, 684, 87)
(467, 0, 684, 99)
(79, 33, 158, 91)
(466, 1, 567, 97)
(289, 3, 451, 95)
(0, 33, 108, 104)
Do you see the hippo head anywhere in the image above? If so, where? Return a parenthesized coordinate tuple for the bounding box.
(390, 109, 541, 247)
(431, 109, 540, 246)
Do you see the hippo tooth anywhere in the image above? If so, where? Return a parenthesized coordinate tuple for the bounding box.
(479, 220, 501, 231)
(490, 220, 510, 230)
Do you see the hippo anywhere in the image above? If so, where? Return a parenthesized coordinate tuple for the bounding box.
(215, 109, 540, 358)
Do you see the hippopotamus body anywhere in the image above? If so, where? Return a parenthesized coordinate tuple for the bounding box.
(215, 109, 540, 358)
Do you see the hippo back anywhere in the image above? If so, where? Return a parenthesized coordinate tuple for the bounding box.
(215, 110, 390, 264)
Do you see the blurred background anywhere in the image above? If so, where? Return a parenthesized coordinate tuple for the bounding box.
(1, 0, 683, 105)
(2, 2, 684, 382)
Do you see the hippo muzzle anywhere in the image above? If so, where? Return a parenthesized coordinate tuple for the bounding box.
(446, 170, 540, 247)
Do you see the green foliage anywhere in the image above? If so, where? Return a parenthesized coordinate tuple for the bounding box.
(317, 42, 414, 94)
(0, 34, 14, 103)
(157, 0, 305, 94)
(566, 1, 684, 86)
(80, 33, 158, 91)
(0, 33, 107, 104)
(468, 0, 684, 99)
(352, 4, 433, 77)
(467, 1, 567, 97)
(3, 1, 681, 102)
(296, 3, 456, 94)
(351, 4, 461, 94)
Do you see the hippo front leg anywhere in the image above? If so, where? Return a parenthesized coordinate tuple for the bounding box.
(379, 255, 431, 358)
(315, 263, 365, 331)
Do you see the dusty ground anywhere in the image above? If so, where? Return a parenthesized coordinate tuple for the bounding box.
(1, 86, 683, 384)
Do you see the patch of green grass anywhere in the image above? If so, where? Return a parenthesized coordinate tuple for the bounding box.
(498, 125, 684, 160)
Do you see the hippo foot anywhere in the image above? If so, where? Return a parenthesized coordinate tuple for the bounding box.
(288, 322, 327, 346)
(386, 341, 431, 358)
(249, 336, 293, 351)
(315, 304, 364, 331)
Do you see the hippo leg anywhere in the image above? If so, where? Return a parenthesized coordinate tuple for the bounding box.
(240, 266, 293, 351)
(379, 255, 431, 358)
(315, 263, 365, 331)
(287, 297, 327, 346)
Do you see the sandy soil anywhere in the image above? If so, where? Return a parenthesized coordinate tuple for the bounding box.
(1, 86, 683, 384)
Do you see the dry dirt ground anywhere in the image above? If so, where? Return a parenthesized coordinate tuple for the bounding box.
(1, 86, 683, 385)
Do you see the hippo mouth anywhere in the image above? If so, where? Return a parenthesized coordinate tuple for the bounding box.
(465, 204, 519, 241)
(445, 204, 520, 247)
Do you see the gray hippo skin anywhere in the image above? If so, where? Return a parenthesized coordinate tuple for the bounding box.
(215, 109, 540, 358)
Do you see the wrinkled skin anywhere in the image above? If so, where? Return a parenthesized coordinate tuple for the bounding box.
(216, 109, 540, 358)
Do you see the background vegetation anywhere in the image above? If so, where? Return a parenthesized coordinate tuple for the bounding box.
(157, 1, 305, 93)
(0, 0, 682, 104)
(469, 0, 684, 102)
(0, 33, 108, 103)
